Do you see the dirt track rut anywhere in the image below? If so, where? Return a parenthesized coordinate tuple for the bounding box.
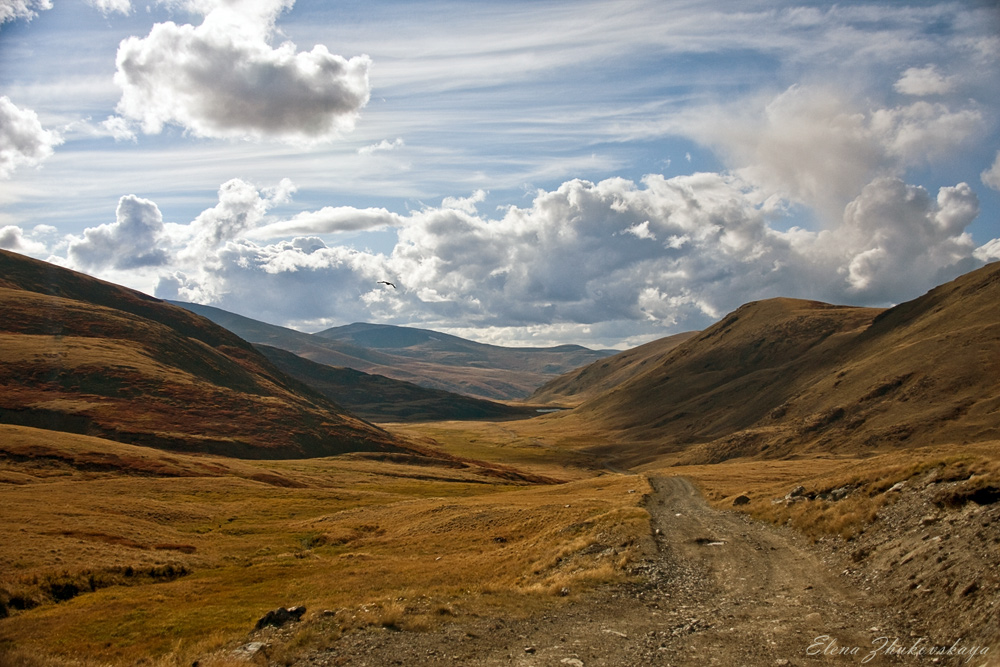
(298, 476, 924, 666)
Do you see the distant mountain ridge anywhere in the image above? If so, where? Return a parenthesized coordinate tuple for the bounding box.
(169, 302, 615, 400)
(0, 249, 404, 458)
(255, 344, 540, 423)
(533, 261, 1000, 467)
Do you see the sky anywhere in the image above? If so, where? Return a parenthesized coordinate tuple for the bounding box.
(1, 0, 999, 350)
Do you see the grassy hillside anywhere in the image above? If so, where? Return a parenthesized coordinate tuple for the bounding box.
(0, 424, 646, 665)
(255, 344, 541, 422)
(527, 331, 699, 406)
(526, 262, 1000, 466)
(0, 250, 402, 458)
(173, 302, 614, 400)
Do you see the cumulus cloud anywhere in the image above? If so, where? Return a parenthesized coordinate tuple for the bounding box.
(0, 96, 63, 178)
(677, 86, 984, 222)
(123, 170, 992, 346)
(112, 0, 371, 142)
(0, 0, 50, 26)
(0, 225, 47, 254)
(67, 194, 169, 270)
(837, 178, 979, 299)
(982, 151, 1000, 191)
(894, 65, 956, 96)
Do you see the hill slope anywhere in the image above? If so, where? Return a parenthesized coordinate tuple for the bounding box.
(0, 250, 403, 458)
(255, 344, 540, 422)
(527, 331, 699, 406)
(171, 302, 615, 400)
(540, 261, 1000, 465)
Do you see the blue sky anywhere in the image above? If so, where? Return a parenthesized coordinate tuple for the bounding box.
(1, 0, 998, 349)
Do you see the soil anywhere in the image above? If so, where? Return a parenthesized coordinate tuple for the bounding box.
(256, 477, 998, 667)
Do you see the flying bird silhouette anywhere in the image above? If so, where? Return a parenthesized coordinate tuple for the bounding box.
(378, 280, 397, 289)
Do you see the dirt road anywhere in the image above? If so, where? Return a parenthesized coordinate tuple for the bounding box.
(296, 476, 939, 666)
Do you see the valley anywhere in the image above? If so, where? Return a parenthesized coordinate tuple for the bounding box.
(1, 249, 998, 666)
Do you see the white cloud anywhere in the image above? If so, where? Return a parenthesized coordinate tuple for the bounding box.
(982, 150, 1000, 191)
(358, 138, 405, 156)
(0, 225, 47, 254)
(894, 65, 956, 96)
(100, 115, 138, 142)
(0, 96, 63, 179)
(85, 0, 131, 15)
(441, 189, 486, 214)
(112, 0, 371, 142)
(66, 194, 169, 270)
(975, 238, 1000, 262)
(838, 178, 979, 299)
(675, 86, 984, 223)
(870, 101, 983, 165)
(185, 178, 273, 252)
(622, 220, 655, 241)
(120, 170, 990, 347)
(0, 0, 50, 26)
(253, 206, 405, 237)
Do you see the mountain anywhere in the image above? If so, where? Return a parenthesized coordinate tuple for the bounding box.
(538, 261, 1000, 466)
(255, 344, 540, 422)
(170, 302, 615, 400)
(0, 250, 404, 458)
(527, 331, 699, 406)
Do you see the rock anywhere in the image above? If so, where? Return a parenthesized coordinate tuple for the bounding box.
(888, 481, 906, 493)
(787, 485, 806, 499)
(960, 581, 979, 597)
(232, 641, 267, 659)
(524, 646, 536, 654)
(831, 486, 851, 501)
(733, 495, 751, 506)
(561, 659, 585, 667)
(254, 606, 306, 631)
(559, 587, 571, 597)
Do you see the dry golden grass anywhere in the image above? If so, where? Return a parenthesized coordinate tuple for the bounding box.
(386, 419, 605, 480)
(655, 441, 1000, 541)
(0, 424, 649, 665)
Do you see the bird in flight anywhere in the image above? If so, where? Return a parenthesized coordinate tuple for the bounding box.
(378, 280, 397, 289)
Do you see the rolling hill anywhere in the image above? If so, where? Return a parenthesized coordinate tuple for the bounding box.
(170, 302, 615, 400)
(255, 344, 540, 422)
(0, 249, 404, 458)
(534, 261, 1000, 466)
(527, 331, 699, 406)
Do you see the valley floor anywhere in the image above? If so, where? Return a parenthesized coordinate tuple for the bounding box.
(257, 476, 998, 667)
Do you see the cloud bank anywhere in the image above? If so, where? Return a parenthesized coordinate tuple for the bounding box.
(57, 166, 991, 347)
(112, 0, 371, 142)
